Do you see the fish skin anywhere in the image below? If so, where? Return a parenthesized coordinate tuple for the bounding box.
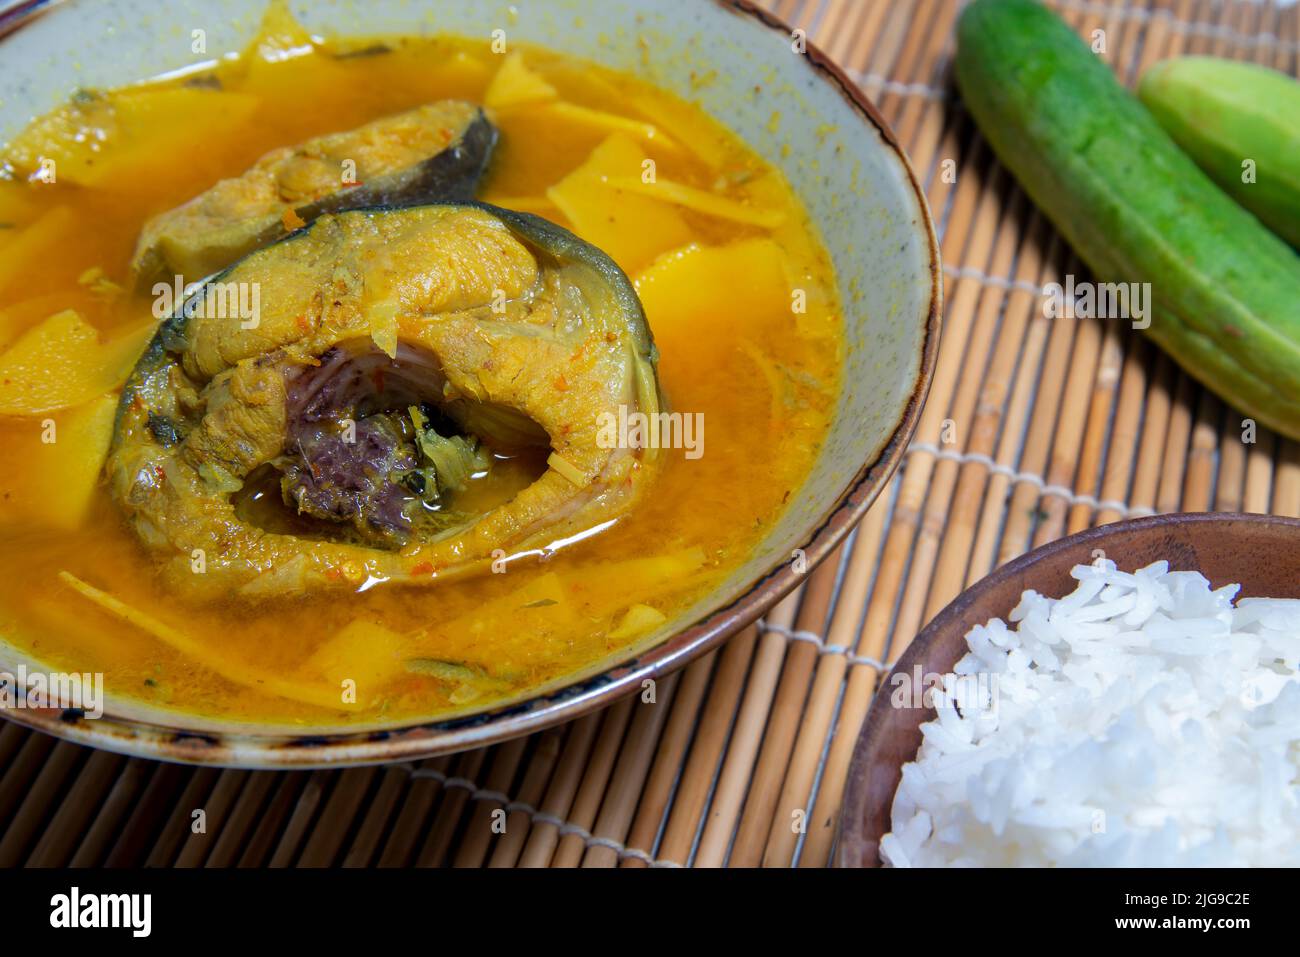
(109, 203, 662, 599)
(131, 102, 498, 285)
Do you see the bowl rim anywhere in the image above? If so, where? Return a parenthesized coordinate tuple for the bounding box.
(0, 0, 52, 39)
(837, 511, 1300, 867)
(0, 0, 943, 768)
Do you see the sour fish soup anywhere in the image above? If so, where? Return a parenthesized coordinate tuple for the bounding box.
(0, 6, 842, 728)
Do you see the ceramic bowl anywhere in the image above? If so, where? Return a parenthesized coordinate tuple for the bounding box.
(838, 512, 1300, 867)
(0, 0, 940, 767)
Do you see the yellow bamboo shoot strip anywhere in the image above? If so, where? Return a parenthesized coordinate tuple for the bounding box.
(599, 175, 786, 229)
(541, 102, 682, 154)
(0, 207, 77, 298)
(5, 88, 260, 189)
(454, 736, 529, 867)
(0, 311, 153, 415)
(627, 94, 727, 170)
(579, 671, 680, 867)
(547, 134, 693, 274)
(483, 51, 558, 109)
(57, 571, 351, 712)
(5, 393, 118, 531)
(615, 603, 670, 648)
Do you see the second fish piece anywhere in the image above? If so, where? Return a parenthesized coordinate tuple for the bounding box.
(131, 100, 497, 283)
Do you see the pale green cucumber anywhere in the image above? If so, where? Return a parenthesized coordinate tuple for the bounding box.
(1140, 56, 1300, 248)
(956, 0, 1300, 439)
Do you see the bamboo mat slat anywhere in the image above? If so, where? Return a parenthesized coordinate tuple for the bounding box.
(2, 0, 1298, 868)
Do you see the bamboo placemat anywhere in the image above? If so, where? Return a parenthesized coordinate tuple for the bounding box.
(1, 0, 1297, 868)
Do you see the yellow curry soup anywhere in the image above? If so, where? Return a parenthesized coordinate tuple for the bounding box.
(0, 8, 842, 727)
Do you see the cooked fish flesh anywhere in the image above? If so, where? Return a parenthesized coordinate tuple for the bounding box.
(131, 101, 497, 284)
(109, 203, 662, 598)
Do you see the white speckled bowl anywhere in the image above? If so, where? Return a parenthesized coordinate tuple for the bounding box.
(0, 0, 940, 767)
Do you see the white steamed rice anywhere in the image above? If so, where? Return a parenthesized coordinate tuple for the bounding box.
(881, 559, 1300, 867)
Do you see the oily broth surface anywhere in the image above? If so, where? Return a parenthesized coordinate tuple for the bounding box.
(0, 35, 841, 726)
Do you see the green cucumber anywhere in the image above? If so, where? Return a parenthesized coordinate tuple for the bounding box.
(955, 0, 1300, 439)
(1139, 57, 1300, 248)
